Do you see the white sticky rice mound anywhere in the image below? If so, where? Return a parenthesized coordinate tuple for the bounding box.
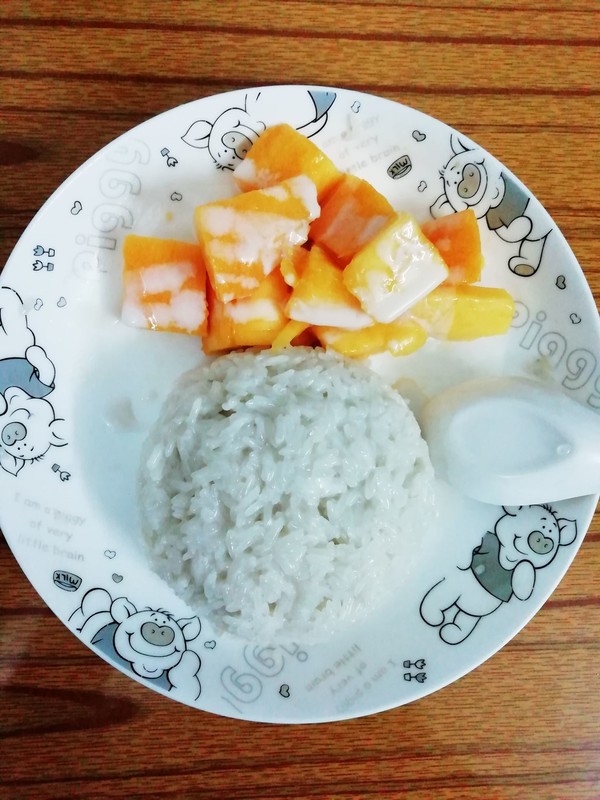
(139, 347, 435, 643)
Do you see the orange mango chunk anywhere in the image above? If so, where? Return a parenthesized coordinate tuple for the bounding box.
(410, 284, 514, 340)
(343, 212, 449, 324)
(315, 318, 427, 359)
(195, 175, 319, 303)
(202, 270, 290, 354)
(286, 245, 373, 330)
(233, 124, 342, 201)
(121, 234, 207, 335)
(421, 209, 483, 284)
(310, 174, 394, 263)
(280, 246, 310, 288)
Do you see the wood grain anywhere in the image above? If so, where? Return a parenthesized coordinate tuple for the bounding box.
(1, 1, 599, 798)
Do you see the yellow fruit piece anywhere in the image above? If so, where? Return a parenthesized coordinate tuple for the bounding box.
(343, 212, 449, 323)
(194, 175, 319, 303)
(280, 246, 310, 287)
(315, 319, 427, 359)
(421, 208, 483, 284)
(270, 319, 311, 350)
(202, 270, 290, 354)
(310, 173, 394, 263)
(286, 245, 373, 330)
(233, 123, 343, 201)
(410, 284, 515, 340)
(121, 234, 207, 335)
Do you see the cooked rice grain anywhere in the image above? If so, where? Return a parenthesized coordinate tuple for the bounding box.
(139, 347, 435, 643)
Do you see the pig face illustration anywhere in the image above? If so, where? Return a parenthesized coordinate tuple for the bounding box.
(437, 146, 504, 218)
(0, 388, 65, 475)
(111, 599, 201, 679)
(69, 588, 203, 700)
(494, 504, 573, 571)
(183, 106, 266, 171)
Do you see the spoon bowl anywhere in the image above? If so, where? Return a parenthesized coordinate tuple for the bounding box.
(418, 377, 600, 505)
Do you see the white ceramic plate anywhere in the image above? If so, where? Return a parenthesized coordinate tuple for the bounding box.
(2, 85, 598, 723)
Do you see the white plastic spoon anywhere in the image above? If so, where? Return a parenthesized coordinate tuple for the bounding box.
(418, 376, 600, 505)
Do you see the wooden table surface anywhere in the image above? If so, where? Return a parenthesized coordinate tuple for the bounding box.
(1, 2, 599, 798)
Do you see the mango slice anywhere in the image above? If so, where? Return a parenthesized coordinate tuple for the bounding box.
(310, 173, 394, 263)
(421, 209, 483, 284)
(270, 319, 312, 350)
(315, 318, 427, 359)
(286, 245, 373, 330)
(280, 246, 310, 288)
(233, 123, 342, 201)
(202, 269, 290, 354)
(410, 284, 515, 340)
(342, 212, 449, 324)
(121, 234, 207, 335)
(194, 175, 319, 303)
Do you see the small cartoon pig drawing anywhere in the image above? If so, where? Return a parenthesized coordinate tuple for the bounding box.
(0, 388, 65, 474)
(420, 504, 577, 644)
(430, 135, 551, 277)
(181, 88, 336, 171)
(0, 286, 65, 476)
(69, 588, 202, 700)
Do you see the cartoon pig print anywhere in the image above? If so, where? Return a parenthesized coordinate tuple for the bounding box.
(181, 88, 336, 171)
(0, 286, 65, 476)
(69, 588, 202, 700)
(420, 505, 577, 644)
(430, 135, 551, 277)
